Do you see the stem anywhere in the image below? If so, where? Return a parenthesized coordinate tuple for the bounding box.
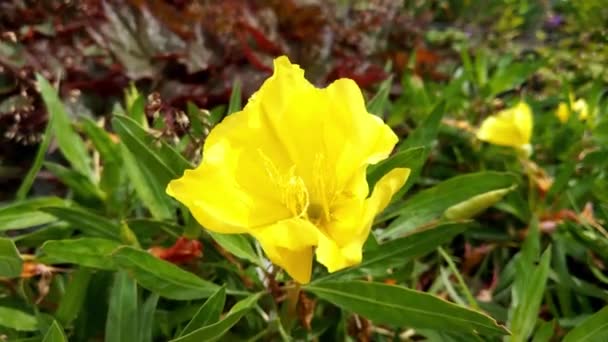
(437, 247, 479, 310)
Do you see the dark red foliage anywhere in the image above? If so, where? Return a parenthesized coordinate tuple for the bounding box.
(149, 236, 203, 264)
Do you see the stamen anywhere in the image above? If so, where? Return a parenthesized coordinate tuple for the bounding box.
(258, 150, 309, 218)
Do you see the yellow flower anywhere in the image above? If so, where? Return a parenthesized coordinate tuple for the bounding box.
(556, 94, 589, 123)
(166, 56, 409, 283)
(476, 102, 533, 156)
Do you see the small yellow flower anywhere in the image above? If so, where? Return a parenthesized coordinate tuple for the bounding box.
(166, 56, 409, 283)
(476, 102, 533, 157)
(556, 93, 589, 123)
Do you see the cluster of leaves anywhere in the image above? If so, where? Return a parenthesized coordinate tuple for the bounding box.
(1, 0, 608, 341)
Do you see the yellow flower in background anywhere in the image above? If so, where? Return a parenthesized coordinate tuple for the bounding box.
(476, 102, 533, 157)
(556, 94, 589, 123)
(166, 56, 409, 283)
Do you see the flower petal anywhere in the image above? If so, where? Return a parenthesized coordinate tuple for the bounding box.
(251, 218, 319, 251)
(477, 102, 532, 148)
(166, 105, 297, 233)
(316, 168, 410, 273)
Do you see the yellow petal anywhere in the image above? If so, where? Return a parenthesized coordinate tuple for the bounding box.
(166, 100, 298, 233)
(253, 61, 398, 200)
(573, 99, 589, 120)
(477, 102, 533, 148)
(251, 218, 319, 251)
(316, 168, 410, 273)
(556, 102, 570, 123)
(258, 242, 314, 284)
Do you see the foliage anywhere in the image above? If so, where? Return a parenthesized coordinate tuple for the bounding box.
(0, 0, 607, 341)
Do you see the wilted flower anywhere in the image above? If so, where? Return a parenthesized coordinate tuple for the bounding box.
(556, 94, 589, 123)
(476, 102, 533, 157)
(167, 56, 409, 283)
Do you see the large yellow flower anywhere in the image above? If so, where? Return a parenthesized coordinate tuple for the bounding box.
(476, 102, 533, 156)
(556, 93, 589, 123)
(166, 56, 409, 283)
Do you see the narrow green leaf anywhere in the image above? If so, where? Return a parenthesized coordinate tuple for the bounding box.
(42, 321, 67, 342)
(39, 206, 120, 240)
(179, 287, 226, 337)
(55, 269, 93, 325)
(531, 320, 554, 342)
(315, 222, 468, 282)
(112, 115, 191, 185)
(112, 246, 219, 300)
(44, 162, 104, 202)
(367, 146, 427, 192)
(139, 293, 159, 342)
(0, 238, 22, 278)
(16, 108, 54, 200)
(208, 232, 261, 265)
(509, 249, 552, 342)
(226, 79, 242, 115)
(397, 102, 445, 194)
(0, 197, 64, 231)
(563, 306, 608, 342)
(366, 75, 393, 117)
(37, 238, 121, 270)
(106, 271, 139, 342)
(382, 172, 517, 238)
(306, 281, 508, 336)
(128, 95, 147, 128)
(36, 75, 92, 178)
(81, 117, 120, 164)
(120, 142, 174, 220)
(171, 293, 261, 342)
(0, 307, 38, 331)
(400, 101, 445, 150)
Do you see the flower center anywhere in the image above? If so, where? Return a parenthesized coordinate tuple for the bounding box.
(259, 150, 338, 225)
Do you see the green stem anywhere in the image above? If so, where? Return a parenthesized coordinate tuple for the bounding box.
(437, 247, 479, 310)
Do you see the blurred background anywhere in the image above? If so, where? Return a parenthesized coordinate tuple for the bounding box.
(1, 0, 606, 200)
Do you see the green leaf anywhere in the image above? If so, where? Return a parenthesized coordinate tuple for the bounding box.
(531, 320, 554, 342)
(39, 206, 120, 240)
(563, 306, 608, 342)
(44, 162, 104, 202)
(120, 143, 173, 220)
(207, 232, 261, 266)
(81, 117, 120, 164)
(37, 238, 121, 270)
(382, 172, 517, 238)
(105, 271, 139, 342)
(366, 146, 427, 192)
(488, 59, 543, 97)
(179, 287, 226, 337)
(112, 246, 220, 300)
(305, 281, 508, 336)
(171, 293, 261, 342)
(509, 248, 552, 342)
(400, 101, 445, 151)
(55, 269, 93, 325)
(0, 307, 38, 331)
(367, 75, 393, 117)
(226, 79, 242, 115)
(16, 107, 54, 200)
(0, 197, 64, 231)
(36, 75, 92, 178)
(139, 293, 159, 342)
(315, 222, 468, 282)
(42, 321, 67, 342)
(112, 115, 191, 186)
(0, 238, 22, 278)
(397, 102, 445, 194)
